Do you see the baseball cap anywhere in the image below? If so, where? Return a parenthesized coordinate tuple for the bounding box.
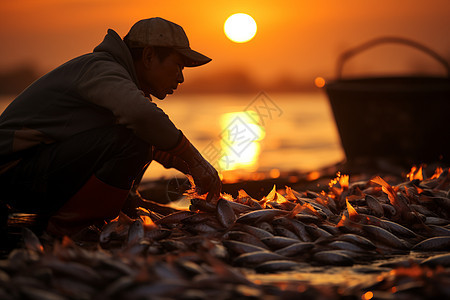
(126, 17, 211, 67)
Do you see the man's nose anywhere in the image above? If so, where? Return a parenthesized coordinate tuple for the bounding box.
(177, 70, 184, 84)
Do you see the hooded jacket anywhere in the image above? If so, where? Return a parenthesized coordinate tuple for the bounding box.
(0, 29, 181, 172)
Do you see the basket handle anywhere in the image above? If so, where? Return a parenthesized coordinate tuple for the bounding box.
(335, 36, 450, 79)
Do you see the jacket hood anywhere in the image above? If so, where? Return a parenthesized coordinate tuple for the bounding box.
(93, 29, 138, 84)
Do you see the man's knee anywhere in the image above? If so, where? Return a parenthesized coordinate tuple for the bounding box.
(94, 126, 151, 189)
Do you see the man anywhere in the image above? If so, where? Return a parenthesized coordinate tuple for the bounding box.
(0, 17, 221, 237)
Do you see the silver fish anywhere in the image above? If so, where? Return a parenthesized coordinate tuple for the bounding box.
(378, 219, 417, 238)
(183, 223, 219, 234)
(274, 242, 315, 257)
(256, 221, 275, 234)
(234, 224, 274, 239)
(254, 260, 300, 273)
(313, 250, 354, 266)
(43, 259, 102, 284)
(260, 236, 301, 250)
(420, 253, 450, 267)
(305, 224, 333, 240)
(189, 198, 216, 212)
(216, 198, 237, 229)
(127, 219, 144, 244)
(236, 209, 288, 224)
(365, 194, 384, 217)
(425, 217, 449, 226)
(412, 236, 450, 251)
(327, 241, 366, 252)
(226, 231, 269, 249)
(227, 201, 256, 214)
(272, 217, 311, 242)
(274, 226, 301, 240)
(233, 251, 286, 267)
(155, 210, 195, 225)
(222, 240, 268, 255)
(99, 219, 121, 244)
(22, 227, 44, 254)
(294, 213, 320, 224)
(427, 224, 450, 237)
(362, 225, 409, 250)
(144, 228, 172, 241)
(381, 203, 397, 217)
(338, 234, 376, 250)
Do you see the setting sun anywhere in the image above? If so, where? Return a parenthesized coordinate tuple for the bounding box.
(224, 13, 257, 43)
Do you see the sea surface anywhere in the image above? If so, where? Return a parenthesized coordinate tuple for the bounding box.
(0, 92, 345, 181)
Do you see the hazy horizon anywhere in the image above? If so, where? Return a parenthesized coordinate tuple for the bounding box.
(1, 0, 449, 89)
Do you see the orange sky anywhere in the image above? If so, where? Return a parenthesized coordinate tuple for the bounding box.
(1, 0, 449, 86)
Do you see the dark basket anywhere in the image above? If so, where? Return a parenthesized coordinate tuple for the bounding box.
(325, 37, 450, 165)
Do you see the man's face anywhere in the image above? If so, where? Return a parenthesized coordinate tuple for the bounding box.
(138, 49, 185, 100)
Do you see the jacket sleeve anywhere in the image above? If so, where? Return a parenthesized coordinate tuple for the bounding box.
(77, 59, 180, 150)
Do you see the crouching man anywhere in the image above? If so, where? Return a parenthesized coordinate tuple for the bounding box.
(0, 17, 221, 237)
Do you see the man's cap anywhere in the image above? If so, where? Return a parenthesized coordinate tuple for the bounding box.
(126, 17, 211, 67)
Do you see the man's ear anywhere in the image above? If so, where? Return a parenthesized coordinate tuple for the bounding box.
(142, 46, 154, 68)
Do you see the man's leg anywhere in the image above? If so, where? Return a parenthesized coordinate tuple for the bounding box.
(1, 125, 151, 235)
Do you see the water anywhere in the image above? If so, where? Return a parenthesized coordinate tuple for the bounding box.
(0, 92, 345, 181)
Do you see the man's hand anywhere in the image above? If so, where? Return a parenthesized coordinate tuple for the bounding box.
(188, 153, 222, 202)
(166, 133, 222, 202)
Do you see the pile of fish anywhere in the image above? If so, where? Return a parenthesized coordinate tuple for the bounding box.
(0, 166, 449, 299)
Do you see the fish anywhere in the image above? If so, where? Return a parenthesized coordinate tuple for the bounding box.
(305, 224, 333, 241)
(216, 198, 237, 229)
(181, 212, 216, 224)
(22, 227, 44, 254)
(327, 241, 366, 252)
(158, 239, 189, 252)
(274, 242, 315, 257)
(233, 251, 286, 267)
(254, 260, 300, 273)
(255, 221, 275, 234)
(274, 226, 301, 240)
(420, 253, 450, 267)
(190, 198, 216, 213)
(222, 240, 268, 255)
(260, 236, 302, 250)
(381, 203, 397, 218)
(362, 225, 410, 250)
(226, 231, 269, 249)
(377, 219, 418, 238)
(313, 250, 354, 266)
(425, 217, 449, 226)
(144, 228, 172, 241)
(233, 224, 274, 239)
(427, 224, 450, 237)
(412, 236, 450, 251)
(127, 219, 144, 245)
(99, 213, 131, 244)
(272, 217, 311, 242)
(227, 201, 257, 214)
(154, 210, 195, 225)
(236, 209, 289, 224)
(42, 259, 102, 285)
(182, 223, 219, 234)
(338, 234, 376, 250)
(365, 194, 384, 217)
(294, 213, 320, 224)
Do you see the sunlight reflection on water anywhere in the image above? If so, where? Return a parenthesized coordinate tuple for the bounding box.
(146, 92, 345, 180)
